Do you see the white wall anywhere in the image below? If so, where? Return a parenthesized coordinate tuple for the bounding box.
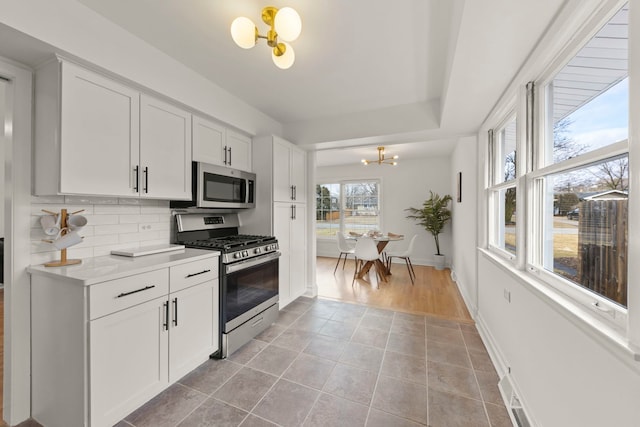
(477, 254, 640, 426)
(316, 154, 452, 267)
(450, 136, 478, 313)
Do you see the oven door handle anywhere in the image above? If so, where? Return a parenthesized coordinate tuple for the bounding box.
(226, 252, 281, 274)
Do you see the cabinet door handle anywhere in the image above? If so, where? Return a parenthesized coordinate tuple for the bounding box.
(163, 301, 169, 331)
(133, 165, 139, 192)
(116, 284, 155, 298)
(291, 204, 294, 220)
(228, 147, 232, 165)
(143, 167, 149, 193)
(294, 204, 297, 220)
(186, 269, 211, 278)
(172, 297, 178, 326)
(223, 146, 227, 165)
(293, 185, 297, 200)
(291, 185, 295, 200)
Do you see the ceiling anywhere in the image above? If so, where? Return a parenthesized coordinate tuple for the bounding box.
(3, 0, 569, 166)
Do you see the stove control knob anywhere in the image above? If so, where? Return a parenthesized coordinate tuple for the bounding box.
(254, 248, 262, 254)
(243, 250, 249, 257)
(234, 252, 241, 259)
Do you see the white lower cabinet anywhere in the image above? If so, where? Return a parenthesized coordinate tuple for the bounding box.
(90, 296, 169, 427)
(168, 280, 218, 382)
(29, 252, 219, 427)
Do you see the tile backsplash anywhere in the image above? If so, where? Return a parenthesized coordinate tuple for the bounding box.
(31, 195, 171, 265)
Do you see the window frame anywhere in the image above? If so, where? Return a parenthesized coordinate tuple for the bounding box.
(315, 179, 382, 240)
(528, 2, 630, 331)
(487, 112, 520, 261)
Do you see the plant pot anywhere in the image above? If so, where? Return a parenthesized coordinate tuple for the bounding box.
(433, 254, 446, 270)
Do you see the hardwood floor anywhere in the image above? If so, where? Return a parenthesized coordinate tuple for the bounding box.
(316, 256, 473, 323)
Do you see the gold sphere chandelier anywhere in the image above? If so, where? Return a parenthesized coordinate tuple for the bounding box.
(230, 6, 302, 69)
(361, 146, 399, 166)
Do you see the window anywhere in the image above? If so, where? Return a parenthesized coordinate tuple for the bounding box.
(316, 180, 380, 238)
(532, 3, 629, 319)
(488, 115, 518, 257)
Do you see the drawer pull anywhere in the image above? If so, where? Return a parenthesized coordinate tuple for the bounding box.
(185, 269, 211, 278)
(116, 285, 156, 298)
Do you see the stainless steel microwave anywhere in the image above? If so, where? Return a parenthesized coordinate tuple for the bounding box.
(171, 162, 255, 209)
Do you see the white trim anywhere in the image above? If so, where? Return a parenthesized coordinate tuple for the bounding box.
(0, 56, 33, 425)
(474, 312, 541, 427)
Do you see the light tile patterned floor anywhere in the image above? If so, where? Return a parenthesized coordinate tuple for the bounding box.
(114, 297, 512, 427)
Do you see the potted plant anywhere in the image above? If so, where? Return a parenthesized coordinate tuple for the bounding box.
(405, 191, 452, 270)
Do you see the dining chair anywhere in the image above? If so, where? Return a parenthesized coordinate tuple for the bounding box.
(334, 232, 356, 274)
(352, 236, 383, 285)
(385, 234, 417, 284)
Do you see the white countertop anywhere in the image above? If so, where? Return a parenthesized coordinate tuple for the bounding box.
(27, 248, 220, 286)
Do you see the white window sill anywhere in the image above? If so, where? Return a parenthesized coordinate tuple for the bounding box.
(479, 248, 640, 370)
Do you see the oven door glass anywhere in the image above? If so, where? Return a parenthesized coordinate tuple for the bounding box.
(224, 256, 279, 329)
(203, 172, 246, 203)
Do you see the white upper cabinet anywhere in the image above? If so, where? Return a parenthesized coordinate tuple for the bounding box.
(139, 95, 192, 200)
(225, 129, 252, 172)
(192, 115, 252, 172)
(36, 60, 140, 197)
(35, 58, 192, 200)
(273, 136, 307, 203)
(192, 115, 225, 165)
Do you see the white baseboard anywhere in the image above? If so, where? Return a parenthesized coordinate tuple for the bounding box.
(475, 313, 538, 426)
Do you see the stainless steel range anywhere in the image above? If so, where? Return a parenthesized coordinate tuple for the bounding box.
(174, 212, 280, 358)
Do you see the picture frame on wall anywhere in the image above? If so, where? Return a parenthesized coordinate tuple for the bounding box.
(456, 171, 462, 203)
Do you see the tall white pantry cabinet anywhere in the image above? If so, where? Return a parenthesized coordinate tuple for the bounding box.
(244, 135, 308, 308)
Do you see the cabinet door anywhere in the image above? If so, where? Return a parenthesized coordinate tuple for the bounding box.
(274, 203, 293, 307)
(90, 296, 168, 427)
(169, 280, 219, 382)
(273, 138, 293, 202)
(140, 94, 192, 200)
(289, 204, 307, 302)
(226, 130, 252, 171)
(290, 146, 307, 202)
(192, 115, 225, 166)
(60, 62, 140, 196)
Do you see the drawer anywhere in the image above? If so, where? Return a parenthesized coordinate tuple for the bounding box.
(89, 269, 169, 320)
(170, 257, 218, 293)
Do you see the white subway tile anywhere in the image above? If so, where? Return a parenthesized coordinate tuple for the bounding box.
(31, 195, 65, 204)
(138, 223, 170, 233)
(94, 223, 139, 236)
(119, 214, 159, 224)
(94, 205, 140, 215)
(140, 205, 171, 215)
(83, 215, 119, 226)
(64, 195, 118, 205)
(31, 204, 95, 215)
(82, 234, 119, 247)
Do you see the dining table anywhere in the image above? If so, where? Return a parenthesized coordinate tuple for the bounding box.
(347, 233, 404, 282)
